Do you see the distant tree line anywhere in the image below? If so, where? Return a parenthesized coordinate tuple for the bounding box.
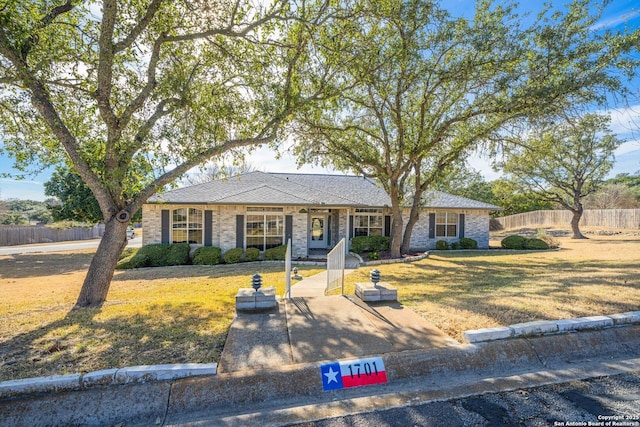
(0, 198, 54, 225)
(435, 166, 640, 218)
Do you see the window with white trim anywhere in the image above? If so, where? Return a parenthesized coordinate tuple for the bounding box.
(246, 207, 284, 251)
(354, 208, 383, 237)
(172, 208, 203, 244)
(435, 212, 458, 238)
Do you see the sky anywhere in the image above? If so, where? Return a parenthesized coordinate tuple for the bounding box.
(0, 0, 639, 201)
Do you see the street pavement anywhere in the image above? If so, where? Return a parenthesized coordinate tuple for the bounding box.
(0, 235, 141, 255)
(292, 371, 640, 426)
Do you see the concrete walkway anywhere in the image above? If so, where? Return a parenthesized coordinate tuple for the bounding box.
(287, 255, 360, 298)
(288, 268, 353, 298)
(219, 269, 458, 373)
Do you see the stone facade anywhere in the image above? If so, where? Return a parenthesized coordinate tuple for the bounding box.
(286, 206, 307, 258)
(143, 204, 334, 259)
(141, 204, 163, 245)
(405, 209, 491, 250)
(142, 204, 493, 256)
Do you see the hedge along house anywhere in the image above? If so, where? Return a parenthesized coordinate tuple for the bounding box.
(142, 171, 501, 258)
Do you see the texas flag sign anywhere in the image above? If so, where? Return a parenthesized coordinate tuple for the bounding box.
(320, 356, 387, 391)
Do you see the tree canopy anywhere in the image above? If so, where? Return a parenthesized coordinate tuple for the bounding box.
(291, 0, 640, 256)
(44, 165, 118, 223)
(0, 0, 334, 306)
(494, 113, 623, 238)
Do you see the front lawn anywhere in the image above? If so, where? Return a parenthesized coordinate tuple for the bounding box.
(0, 251, 322, 382)
(342, 231, 640, 341)
(1, 230, 638, 381)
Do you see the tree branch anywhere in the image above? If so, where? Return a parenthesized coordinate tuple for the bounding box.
(113, 0, 164, 53)
(40, 1, 77, 28)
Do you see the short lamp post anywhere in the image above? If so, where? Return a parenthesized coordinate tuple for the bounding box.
(370, 269, 381, 287)
(252, 273, 262, 292)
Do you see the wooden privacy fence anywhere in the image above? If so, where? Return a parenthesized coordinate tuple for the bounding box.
(0, 224, 105, 246)
(492, 209, 640, 231)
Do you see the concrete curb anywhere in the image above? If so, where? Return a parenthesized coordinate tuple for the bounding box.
(462, 311, 640, 343)
(2, 325, 638, 427)
(0, 363, 217, 400)
(168, 325, 640, 417)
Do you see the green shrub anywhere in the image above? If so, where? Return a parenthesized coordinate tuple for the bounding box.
(370, 236, 390, 252)
(459, 237, 478, 249)
(351, 236, 390, 253)
(119, 247, 138, 261)
(501, 235, 527, 250)
(435, 240, 449, 250)
(135, 244, 166, 267)
(264, 245, 287, 260)
(450, 241, 460, 250)
(223, 248, 244, 264)
(536, 228, 560, 249)
(193, 247, 222, 265)
(116, 243, 190, 269)
(525, 238, 550, 250)
(166, 243, 191, 266)
(245, 247, 260, 262)
(351, 236, 370, 253)
(367, 252, 380, 260)
(116, 252, 149, 269)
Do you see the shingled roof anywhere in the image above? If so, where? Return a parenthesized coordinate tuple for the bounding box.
(148, 171, 501, 210)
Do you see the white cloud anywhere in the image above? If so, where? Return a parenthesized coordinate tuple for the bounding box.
(602, 105, 640, 136)
(615, 139, 640, 156)
(590, 9, 640, 31)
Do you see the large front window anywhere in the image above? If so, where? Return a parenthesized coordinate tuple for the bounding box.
(436, 212, 458, 238)
(354, 208, 383, 237)
(172, 208, 203, 244)
(246, 207, 284, 251)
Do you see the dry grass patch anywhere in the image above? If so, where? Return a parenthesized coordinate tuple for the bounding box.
(0, 250, 322, 381)
(343, 232, 640, 341)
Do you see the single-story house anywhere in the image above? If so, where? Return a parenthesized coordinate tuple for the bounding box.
(142, 171, 501, 257)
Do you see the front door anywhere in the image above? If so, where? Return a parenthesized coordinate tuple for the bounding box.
(309, 215, 328, 249)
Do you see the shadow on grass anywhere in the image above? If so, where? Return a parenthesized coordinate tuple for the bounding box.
(0, 250, 316, 282)
(0, 252, 95, 279)
(111, 262, 318, 282)
(0, 303, 230, 382)
(356, 250, 640, 331)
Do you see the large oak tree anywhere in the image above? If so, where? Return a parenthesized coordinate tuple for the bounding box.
(494, 114, 623, 239)
(0, 0, 336, 306)
(292, 0, 639, 257)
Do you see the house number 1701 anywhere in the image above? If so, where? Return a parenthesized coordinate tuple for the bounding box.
(347, 360, 379, 379)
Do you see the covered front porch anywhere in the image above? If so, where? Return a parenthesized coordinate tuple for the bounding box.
(300, 206, 390, 257)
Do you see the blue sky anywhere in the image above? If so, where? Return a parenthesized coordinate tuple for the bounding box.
(1, 0, 639, 201)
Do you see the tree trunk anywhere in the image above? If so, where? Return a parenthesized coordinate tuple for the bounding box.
(389, 208, 404, 259)
(401, 184, 426, 254)
(388, 184, 404, 259)
(401, 206, 419, 254)
(570, 208, 587, 239)
(75, 219, 129, 307)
